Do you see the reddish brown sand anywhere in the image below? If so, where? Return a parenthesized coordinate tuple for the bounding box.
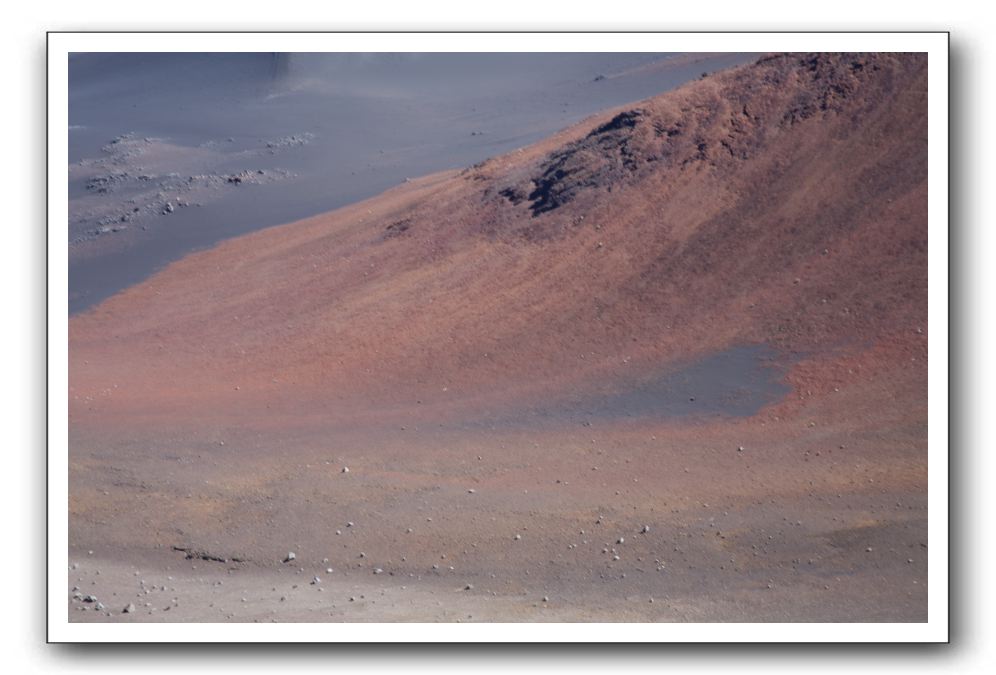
(68, 53, 928, 622)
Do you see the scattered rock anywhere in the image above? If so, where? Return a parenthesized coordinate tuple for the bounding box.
(123, 603, 135, 614)
(284, 552, 296, 563)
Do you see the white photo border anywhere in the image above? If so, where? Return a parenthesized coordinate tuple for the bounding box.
(47, 31, 949, 643)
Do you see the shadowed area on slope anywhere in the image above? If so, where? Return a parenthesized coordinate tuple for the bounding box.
(467, 344, 792, 429)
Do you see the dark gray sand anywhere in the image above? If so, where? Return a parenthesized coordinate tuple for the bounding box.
(531, 344, 792, 424)
(68, 52, 756, 313)
(462, 344, 794, 431)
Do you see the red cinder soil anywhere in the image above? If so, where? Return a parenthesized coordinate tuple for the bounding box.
(68, 53, 928, 623)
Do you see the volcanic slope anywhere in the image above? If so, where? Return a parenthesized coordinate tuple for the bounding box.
(68, 53, 928, 622)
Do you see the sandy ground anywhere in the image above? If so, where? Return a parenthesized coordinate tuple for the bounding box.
(68, 53, 928, 623)
(69, 363, 927, 622)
